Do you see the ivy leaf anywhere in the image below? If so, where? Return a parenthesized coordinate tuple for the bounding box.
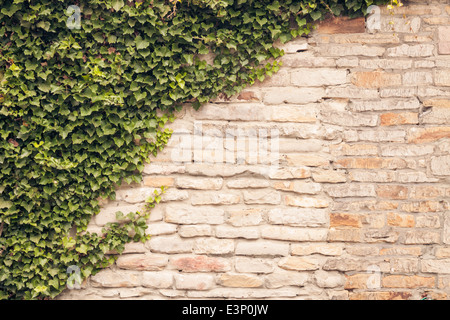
(111, 0, 124, 11)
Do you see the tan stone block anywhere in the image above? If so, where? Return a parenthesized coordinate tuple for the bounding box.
(376, 185, 408, 200)
(174, 274, 215, 291)
(265, 270, 309, 288)
(284, 195, 329, 208)
(235, 257, 275, 274)
(191, 192, 241, 205)
(386, 44, 434, 57)
(179, 225, 213, 238)
(349, 291, 412, 300)
(116, 254, 168, 271)
(284, 154, 329, 167)
(324, 184, 376, 198)
(291, 243, 343, 256)
(91, 270, 141, 288)
(330, 213, 361, 228)
(261, 225, 328, 242)
(278, 256, 320, 271)
(315, 270, 345, 288)
(436, 248, 450, 259)
(421, 259, 450, 274)
(387, 213, 415, 228)
(345, 274, 374, 289)
(219, 273, 263, 288)
(215, 225, 259, 239)
(382, 275, 435, 289)
(403, 231, 440, 244)
(312, 169, 347, 183)
(141, 272, 174, 289)
(243, 189, 281, 205)
(193, 238, 234, 255)
(143, 176, 175, 187)
(379, 247, 422, 256)
(400, 201, 440, 213)
(235, 240, 290, 256)
(272, 181, 321, 194)
(227, 208, 264, 227)
(149, 235, 194, 254)
(329, 144, 378, 157)
(226, 178, 269, 189)
(351, 71, 401, 88)
(175, 177, 223, 190)
(411, 185, 444, 199)
(408, 127, 450, 144)
(169, 255, 231, 272)
(380, 112, 418, 126)
(327, 228, 361, 242)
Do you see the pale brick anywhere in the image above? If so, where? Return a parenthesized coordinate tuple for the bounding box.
(364, 229, 399, 243)
(334, 33, 399, 44)
(215, 225, 259, 239)
(243, 189, 281, 205)
(323, 258, 367, 272)
(272, 181, 321, 194)
(312, 169, 347, 183)
(381, 17, 421, 34)
(349, 291, 411, 300)
(376, 185, 409, 200)
(187, 288, 301, 299)
(445, 214, 450, 245)
(380, 144, 434, 157)
(169, 255, 231, 272)
(438, 27, 450, 55)
(165, 205, 225, 224)
(146, 222, 177, 236)
(349, 171, 396, 183)
(267, 105, 318, 123)
(402, 230, 440, 244)
(323, 45, 385, 57)
(320, 111, 378, 126)
(268, 167, 311, 179)
(235, 240, 290, 256)
(435, 70, 450, 86)
(381, 87, 418, 98)
(408, 127, 450, 144)
(411, 185, 444, 199)
(227, 208, 263, 227)
(291, 244, 343, 256)
(325, 86, 379, 99)
(386, 44, 434, 57)
(380, 112, 419, 126)
(387, 213, 415, 228)
(345, 273, 375, 289)
(191, 192, 241, 205)
(346, 246, 379, 256)
(327, 228, 362, 242)
(329, 144, 378, 157)
(174, 274, 215, 290)
(143, 164, 186, 175)
(263, 87, 325, 105)
(261, 225, 328, 242)
(268, 208, 328, 227)
(379, 247, 421, 256)
(401, 201, 440, 213)
(360, 59, 412, 69)
(175, 177, 223, 190)
(219, 273, 263, 288)
(403, 71, 433, 85)
(226, 178, 269, 189)
(193, 238, 234, 255)
(351, 71, 402, 88)
(149, 235, 194, 254)
(291, 68, 348, 87)
(350, 98, 420, 112)
(346, 130, 406, 143)
(324, 184, 376, 198)
(91, 270, 141, 288)
(416, 215, 440, 228)
(431, 156, 450, 176)
(315, 270, 345, 288)
(436, 248, 450, 259)
(421, 260, 450, 274)
(235, 257, 275, 274)
(116, 254, 168, 271)
(265, 270, 309, 288)
(284, 154, 329, 167)
(284, 195, 329, 208)
(143, 176, 175, 187)
(278, 256, 320, 271)
(141, 272, 174, 289)
(178, 225, 213, 238)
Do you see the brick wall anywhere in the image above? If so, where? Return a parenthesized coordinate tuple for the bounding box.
(60, 0, 450, 300)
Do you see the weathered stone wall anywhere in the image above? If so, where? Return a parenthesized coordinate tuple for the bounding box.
(60, 0, 450, 300)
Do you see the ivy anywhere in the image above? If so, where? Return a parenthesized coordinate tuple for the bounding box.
(0, 0, 392, 300)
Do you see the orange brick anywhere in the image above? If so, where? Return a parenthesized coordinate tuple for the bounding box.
(380, 113, 419, 126)
(335, 158, 383, 169)
(317, 17, 365, 34)
(143, 176, 175, 187)
(377, 185, 409, 200)
(330, 213, 362, 228)
(345, 274, 372, 289)
(408, 127, 450, 144)
(351, 71, 402, 88)
(382, 275, 435, 289)
(387, 213, 415, 228)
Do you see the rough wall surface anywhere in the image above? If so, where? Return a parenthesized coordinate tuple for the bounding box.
(60, 0, 450, 300)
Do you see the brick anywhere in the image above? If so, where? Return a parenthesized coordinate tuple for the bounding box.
(351, 71, 402, 88)
(416, 215, 440, 228)
(364, 229, 399, 243)
(326, 86, 379, 99)
(291, 244, 343, 256)
(380, 144, 434, 157)
(421, 260, 450, 274)
(267, 105, 318, 123)
(334, 33, 399, 44)
(312, 169, 347, 183)
(187, 288, 301, 299)
(379, 247, 421, 256)
(329, 144, 378, 157)
(268, 167, 311, 179)
(226, 178, 269, 189)
(445, 214, 450, 245)
(227, 208, 263, 227)
(359, 59, 412, 69)
(317, 16, 365, 34)
(387, 213, 415, 228)
(349, 291, 412, 300)
(143, 164, 185, 175)
(284, 195, 329, 208)
(436, 248, 450, 259)
(116, 254, 168, 271)
(346, 246, 379, 256)
(401, 201, 440, 213)
(174, 274, 215, 291)
(265, 270, 309, 288)
(242, 189, 280, 205)
(431, 156, 450, 176)
(403, 230, 440, 244)
(291, 68, 348, 87)
(268, 208, 328, 227)
(91, 270, 141, 288)
(179, 225, 213, 238)
(323, 258, 367, 272)
(191, 192, 241, 205)
(389, 258, 419, 273)
(272, 181, 321, 194)
(376, 185, 408, 200)
(438, 27, 450, 55)
(408, 127, 450, 144)
(284, 154, 329, 167)
(323, 45, 385, 57)
(435, 70, 450, 86)
(351, 98, 420, 112)
(235, 240, 289, 256)
(380, 112, 418, 126)
(315, 270, 345, 288)
(169, 255, 231, 272)
(411, 185, 444, 199)
(235, 257, 275, 274)
(346, 130, 407, 143)
(149, 235, 194, 254)
(327, 228, 361, 242)
(386, 44, 434, 57)
(146, 222, 177, 236)
(320, 111, 378, 127)
(330, 213, 361, 228)
(324, 184, 376, 198)
(175, 177, 223, 190)
(403, 72, 433, 85)
(141, 272, 173, 289)
(349, 171, 396, 183)
(215, 225, 259, 239)
(165, 205, 225, 224)
(219, 273, 263, 288)
(193, 238, 234, 255)
(345, 274, 375, 289)
(263, 87, 325, 105)
(143, 176, 175, 187)
(278, 256, 320, 271)
(381, 17, 421, 34)
(261, 225, 328, 242)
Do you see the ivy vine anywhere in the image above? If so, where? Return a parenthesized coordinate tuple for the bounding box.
(0, 0, 392, 300)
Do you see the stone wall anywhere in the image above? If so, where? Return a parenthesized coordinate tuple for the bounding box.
(60, 0, 450, 300)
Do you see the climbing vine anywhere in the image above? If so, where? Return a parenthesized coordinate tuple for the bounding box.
(0, 0, 393, 300)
